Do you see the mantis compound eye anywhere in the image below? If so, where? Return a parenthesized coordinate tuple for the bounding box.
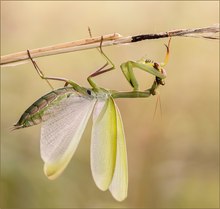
(153, 62, 167, 78)
(153, 62, 160, 70)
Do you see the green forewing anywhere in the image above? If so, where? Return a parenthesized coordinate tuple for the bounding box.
(91, 97, 117, 191)
(109, 102, 128, 201)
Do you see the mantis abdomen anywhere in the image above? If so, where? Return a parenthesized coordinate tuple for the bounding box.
(13, 87, 76, 129)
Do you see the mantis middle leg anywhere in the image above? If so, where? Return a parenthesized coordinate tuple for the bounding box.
(87, 29, 116, 89)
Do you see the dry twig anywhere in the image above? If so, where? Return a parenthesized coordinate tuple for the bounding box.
(1, 24, 219, 67)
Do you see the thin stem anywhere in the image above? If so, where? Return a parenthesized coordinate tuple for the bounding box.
(1, 24, 219, 67)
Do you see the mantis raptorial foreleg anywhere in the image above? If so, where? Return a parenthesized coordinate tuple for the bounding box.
(120, 38, 171, 91)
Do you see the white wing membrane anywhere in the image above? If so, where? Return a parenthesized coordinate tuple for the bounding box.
(91, 97, 117, 191)
(40, 90, 128, 200)
(109, 102, 128, 201)
(41, 93, 96, 180)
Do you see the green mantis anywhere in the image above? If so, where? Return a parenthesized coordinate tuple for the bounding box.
(13, 37, 171, 201)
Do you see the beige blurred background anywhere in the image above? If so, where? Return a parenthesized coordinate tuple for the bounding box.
(1, 1, 219, 208)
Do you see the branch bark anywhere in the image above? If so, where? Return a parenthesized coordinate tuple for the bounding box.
(1, 24, 219, 67)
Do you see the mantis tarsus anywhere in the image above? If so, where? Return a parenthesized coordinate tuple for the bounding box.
(13, 37, 171, 201)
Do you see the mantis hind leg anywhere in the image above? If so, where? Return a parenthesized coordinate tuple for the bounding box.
(27, 50, 54, 90)
(27, 50, 80, 90)
(87, 29, 115, 88)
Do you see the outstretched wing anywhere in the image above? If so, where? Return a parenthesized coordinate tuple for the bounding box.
(41, 93, 96, 180)
(90, 97, 117, 191)
(109, 102, 128, 201)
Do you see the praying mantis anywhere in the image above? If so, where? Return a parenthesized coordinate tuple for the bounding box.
(13, 37, 171, 201)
